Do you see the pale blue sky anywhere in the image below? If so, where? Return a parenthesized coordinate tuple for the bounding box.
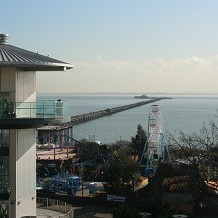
(1, 0, 218, 93)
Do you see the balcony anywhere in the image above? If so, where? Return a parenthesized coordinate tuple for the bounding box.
(0, 100, 69, 129)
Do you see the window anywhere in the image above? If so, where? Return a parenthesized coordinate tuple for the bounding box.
(0, 129, 9, 147)
(0, 156, 9, 194)
(0, 129, 9, 194)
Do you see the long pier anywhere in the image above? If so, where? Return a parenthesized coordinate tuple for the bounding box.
(42, 98, 167, 145)
(69, 98, 163, 125)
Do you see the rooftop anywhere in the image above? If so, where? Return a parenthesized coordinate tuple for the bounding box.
(0, 33, 73, 71)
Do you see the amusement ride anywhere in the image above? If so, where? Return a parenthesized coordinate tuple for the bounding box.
(140, 104, 171, 177)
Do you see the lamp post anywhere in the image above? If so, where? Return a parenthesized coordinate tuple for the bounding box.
(48, 128, 51, 150)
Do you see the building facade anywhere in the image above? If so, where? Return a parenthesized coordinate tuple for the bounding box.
(0, 33, 72, 217)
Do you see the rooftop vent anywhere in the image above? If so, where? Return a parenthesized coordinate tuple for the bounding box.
(0, 33, 9, 44)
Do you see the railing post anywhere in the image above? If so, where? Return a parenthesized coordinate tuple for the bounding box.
(59, 199, 61, 212)
(43, 101, 45, 118)
(30, 102, 31, 118)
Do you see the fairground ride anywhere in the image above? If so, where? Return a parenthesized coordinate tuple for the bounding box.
(140, 104, 171, 177)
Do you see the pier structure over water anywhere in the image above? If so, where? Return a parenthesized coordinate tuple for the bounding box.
(38, 98, 168, 146)
(69, 98, 163, 125)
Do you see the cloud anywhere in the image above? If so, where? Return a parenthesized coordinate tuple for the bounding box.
(76, 60, 134, 70)
(75, 56, 212, 73)
(38, 55, 218, 93)
(172, 56, 210, 66)
(148, 58, 168, 68)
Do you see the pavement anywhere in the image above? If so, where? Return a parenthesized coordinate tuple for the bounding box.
(36, 179, 148, 217)
(37, 208, 66, 217)
(73, 205, 113, 218)
(37, 205, 113, 218)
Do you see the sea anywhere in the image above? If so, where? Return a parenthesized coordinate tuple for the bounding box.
(37, 93, 218, 144)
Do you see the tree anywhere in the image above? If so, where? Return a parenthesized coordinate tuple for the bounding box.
(167, 121, 218, 214)
(101, 150, 139, 193)
(168, 121, 218, 174)
(77, 139, 101, 161)
(130, 124, 147, 160)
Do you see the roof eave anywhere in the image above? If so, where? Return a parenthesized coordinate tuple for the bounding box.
(0, 62, 73, 71)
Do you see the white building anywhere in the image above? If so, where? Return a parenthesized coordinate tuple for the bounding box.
(0, 33, 73, 217)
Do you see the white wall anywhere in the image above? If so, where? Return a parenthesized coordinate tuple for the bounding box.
(16, 70, 36, 103)
(0, 68, 36, 117)
(0, 67, 37, 217)
(16, 70, 36, 118)
(9, 129, 36, 217)
(0, 67, 16, 101)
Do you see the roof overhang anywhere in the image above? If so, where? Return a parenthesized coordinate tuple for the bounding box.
(0, 34, 73, 71)
(0, 62, 73, 71)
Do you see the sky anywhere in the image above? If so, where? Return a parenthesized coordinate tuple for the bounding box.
(1, 0, 218, 94)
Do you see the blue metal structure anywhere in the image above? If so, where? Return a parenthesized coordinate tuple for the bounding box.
(42, 173, 82, 195)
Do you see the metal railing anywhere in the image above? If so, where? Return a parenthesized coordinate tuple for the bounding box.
(0, 100, 69, 119)
(37, 197, 73, 218)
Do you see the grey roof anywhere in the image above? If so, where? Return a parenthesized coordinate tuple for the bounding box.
(0, 34, 73, 71)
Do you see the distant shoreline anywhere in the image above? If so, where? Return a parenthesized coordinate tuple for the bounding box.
(37, 92, 218, 95)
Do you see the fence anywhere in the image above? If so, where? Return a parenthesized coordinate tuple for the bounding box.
(37, 197, 73, 218)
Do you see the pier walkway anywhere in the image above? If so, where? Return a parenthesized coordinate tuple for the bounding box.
(69, 98, 162, 125)
(44, 98, 166, 143)
(50, 98, 166, 130)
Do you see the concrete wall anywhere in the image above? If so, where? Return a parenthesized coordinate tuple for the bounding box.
(0, 67, 16, 101)
(0, 67, 37, 217)
(16, 70, 36, 103)
(0, 68, 36, 117)
(16, 70, 36, 118)
(9, 129, 36, 217)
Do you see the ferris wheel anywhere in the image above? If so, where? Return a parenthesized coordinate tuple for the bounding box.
(140, 104, 170, 176)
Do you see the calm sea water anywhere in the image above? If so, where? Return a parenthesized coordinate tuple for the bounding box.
(37, 94, 218, 144)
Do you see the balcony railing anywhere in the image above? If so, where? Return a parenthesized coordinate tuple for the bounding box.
(0, 100, 69, 119)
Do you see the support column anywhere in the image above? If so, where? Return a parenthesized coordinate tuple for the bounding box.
(70, 126, 73, 146)
(9, 129, 36, 218)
